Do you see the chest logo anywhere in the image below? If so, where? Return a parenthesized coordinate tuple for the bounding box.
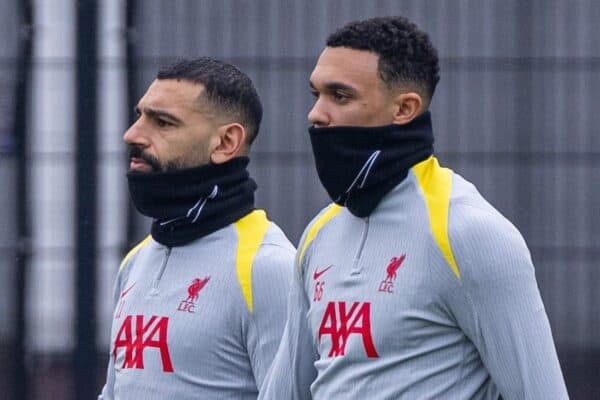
(378, 255, 406, 293)
(115, 282, 136, 319)
(178, 276, 210, 313)
(318, 301, 379, 358)
(313, 265, 333, 280)
(313, 265, 333, 302)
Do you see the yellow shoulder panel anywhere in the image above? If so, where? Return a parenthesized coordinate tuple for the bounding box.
(298, 204, 342, 267)
(119, 235, 152, 271)
(233, 210, 270, 314)
(412, 156, 461, 280)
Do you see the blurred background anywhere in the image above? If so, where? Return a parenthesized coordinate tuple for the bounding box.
(0, 0, 598, 399)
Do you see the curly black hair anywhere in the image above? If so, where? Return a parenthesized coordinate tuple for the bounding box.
(326, 16, 440, 103)
(157, 57, 263, 145)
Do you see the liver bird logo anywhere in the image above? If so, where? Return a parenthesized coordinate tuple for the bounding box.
(185, 276, 211, 303)
(385, 255, 406, 283)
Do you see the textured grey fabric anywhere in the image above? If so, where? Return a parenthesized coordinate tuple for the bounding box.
(261, 157, 567, 400)
(99, 210, 294, 399)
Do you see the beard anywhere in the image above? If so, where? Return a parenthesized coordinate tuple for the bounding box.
(128, 143, 214, 173)
(128, 145, 162, 172)
(127, 145, 190, 172)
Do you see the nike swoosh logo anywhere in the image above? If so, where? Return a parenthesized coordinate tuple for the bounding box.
(313, 265, 333, 280)
(119, 282, 136, 299)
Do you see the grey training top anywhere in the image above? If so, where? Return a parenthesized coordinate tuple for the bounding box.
(99, 210, 295, 400)
(260, 156, 568, 400)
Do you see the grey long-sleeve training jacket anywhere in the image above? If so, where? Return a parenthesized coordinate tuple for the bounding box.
(260, 156, 568, 400)
(100, 209, 294, 399)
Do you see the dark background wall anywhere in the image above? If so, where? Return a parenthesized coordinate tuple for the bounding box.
(1, 0, 598, 398)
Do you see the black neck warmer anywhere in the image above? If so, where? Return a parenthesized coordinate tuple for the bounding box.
(308, 112, 434, 218)
(126, 157, 256, 247)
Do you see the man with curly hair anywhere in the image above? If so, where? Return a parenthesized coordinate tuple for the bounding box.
(260, 16, 568, 399)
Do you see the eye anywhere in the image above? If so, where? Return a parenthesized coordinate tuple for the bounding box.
(310, 89, 319, 99)
(332, 91, 350, 103)
(156, 118, 171, 128)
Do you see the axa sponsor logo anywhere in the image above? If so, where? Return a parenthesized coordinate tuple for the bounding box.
(378, 254, 405, 293)
(178, 276, 210, 313)
(113, 315, 174, 372)
(318, 301, 379, 358)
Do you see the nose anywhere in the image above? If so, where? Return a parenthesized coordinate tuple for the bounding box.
(123, 117, 148, 147)
(308, 98, 330, 128)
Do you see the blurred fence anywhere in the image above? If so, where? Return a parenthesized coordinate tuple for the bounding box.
(0, 0, 598, 399)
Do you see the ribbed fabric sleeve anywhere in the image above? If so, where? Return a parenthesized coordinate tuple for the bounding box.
(259, 209, 333, 400)
(98, 242, 141, 400)
(445, 195, 568, 399)
(258, 252, 317, 400)
(247, 229, 296, 390)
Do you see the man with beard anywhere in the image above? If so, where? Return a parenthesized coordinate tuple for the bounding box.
(99, 58, 294, 399)
(260, 16, 568, 399)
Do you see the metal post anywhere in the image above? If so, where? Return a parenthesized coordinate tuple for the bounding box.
(124, 0, 138, 250)
(75, 0, 98, 398)
(14, 0, 33, 398)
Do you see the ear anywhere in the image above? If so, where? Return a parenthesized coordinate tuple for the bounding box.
(210, 122, 247, 164)
(392, 92, 423, 125)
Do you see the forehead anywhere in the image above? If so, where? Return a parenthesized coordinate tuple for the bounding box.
(138, 79, 204, 111)
(310, 47, 381, 89)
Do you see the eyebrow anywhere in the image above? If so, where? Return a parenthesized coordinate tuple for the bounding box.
(309, 80, 358, 95)
(134, 106, 184, 125)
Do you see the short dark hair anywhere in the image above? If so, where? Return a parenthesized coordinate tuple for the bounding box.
(326, 16, 440, 104)
(157, 57, 263, 145)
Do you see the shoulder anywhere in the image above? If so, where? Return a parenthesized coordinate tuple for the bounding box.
(252, 221, 296, 278)
(232, 210, 295, 313)
(233, 209, 295, 262)
(410, 157, 533, 283)
(118, 235, 153, 272)
(450, 172, 529, 259)
(297, 203, 343, 268)
(448, 177, 534, 284)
